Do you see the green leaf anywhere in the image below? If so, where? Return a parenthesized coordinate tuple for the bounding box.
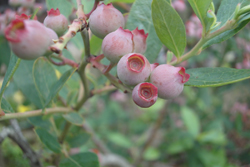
(181, 107, 200, 138)
(217, 0, 250, 28)
(198, 149, 226, 167)
(43, 68, 76, 109)
(13, 60, 43, 108)
(0, 37, 11, 65)
(28, 116, 52, 129)
(63, 112, 84, 126)
(35, 128, 61, 153)
(0, 53, 21, 104)
(59, 152, 99, 167)
(33, 58, 58, 105)
(203, 0, 250, 48)
(185, 67, 250, 87)
(90, 35, 103, 55)
(126, 0, 162, 62)
(107, 133, 133, 148)
(187, 0, 213, 32)
(143, 147, 160, 161)
(166, 136, 194, 154)
(46, 0, 73, 17)
(197, 130, 226, 145)
(152, 0, 186, 58)
(1, 98, 14, 113)
(67, 132, 91, 148)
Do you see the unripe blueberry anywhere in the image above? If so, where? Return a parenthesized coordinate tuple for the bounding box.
(44, 8, 68, 36)
(102, 27, 133, 63)
(150, 64, 190, 99)
(89, 3, 125, 39)
(43, 27, 58, 57)
(5, 19, 51, 60)
(132, 28, 148, 54)
(117, 53, 151, 86)
(46, 27, 58, 45)
(132, 82, 158, 108)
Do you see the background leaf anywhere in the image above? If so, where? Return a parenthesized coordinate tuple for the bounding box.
(0, 53, 20, 102)
(181, 107, 200, 138)
(203, 0, 250, 48)
(185, 67, 250, 87)
(67, 132, 90, 148)
(152, 0, 186, 58)
(0, 37, 11, 66)
(187, 0, 213, 32)
(1, 98, 15, 113)
(126, 0, 162, 63)
(46, 0, 73, 17)
(43, 68, 76, 109)
(33, 58, 58, 105)
(63, 112, 84, 126)
(13, 60, 43, 108)
(35, 128, 61, 153)
(59, 152, 99, 167)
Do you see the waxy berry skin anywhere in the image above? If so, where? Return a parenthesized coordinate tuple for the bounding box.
(89, 3, 125, 39)
(46, 27, 58, 45)
(44, 8, 68, 36)
(117, 53, 151, 86)
(132, 82, 158, 108)
(5, 19, 51, 60)
(150, 64, 190, 99)
(102, 27, 133, 63)
(132, 28, 148, 54)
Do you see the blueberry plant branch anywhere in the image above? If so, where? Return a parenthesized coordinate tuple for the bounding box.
(89, 57, 132, 93)
(0, 107, 74, 121)
(50, 0, 87, 54)
(133, 101, 169, 166)
(171, 17, 236, 66)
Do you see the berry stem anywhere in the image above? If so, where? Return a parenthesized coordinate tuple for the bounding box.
(171, 19, 235, 66)
(48, 54, 79, 68)
(89, 57, 131, 93)
(85, 0, 99, 19)
(91, 85, 116, 95)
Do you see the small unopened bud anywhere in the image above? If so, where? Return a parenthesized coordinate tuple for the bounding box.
(44, 8, 68, 36)
(117, 53, 151, 86)
(132, 82, 158, 108)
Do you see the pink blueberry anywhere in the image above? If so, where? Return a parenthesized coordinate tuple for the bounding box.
(132, 82, 158, 108)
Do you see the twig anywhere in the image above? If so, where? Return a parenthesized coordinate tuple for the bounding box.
(171, 20, 235, 66)
(0, 107, 74, 121)
(133, 101, 169, 166)
(85, 0, 99, 19)
(0, 127, 14, 144)
(82, 122, 111, 154)
(50, 0, 87, 54)
(5, 120, 42, 167)
(48, 54, 79, 68)
(89, 57, 131, 93)
(91, 85, 116, 95)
